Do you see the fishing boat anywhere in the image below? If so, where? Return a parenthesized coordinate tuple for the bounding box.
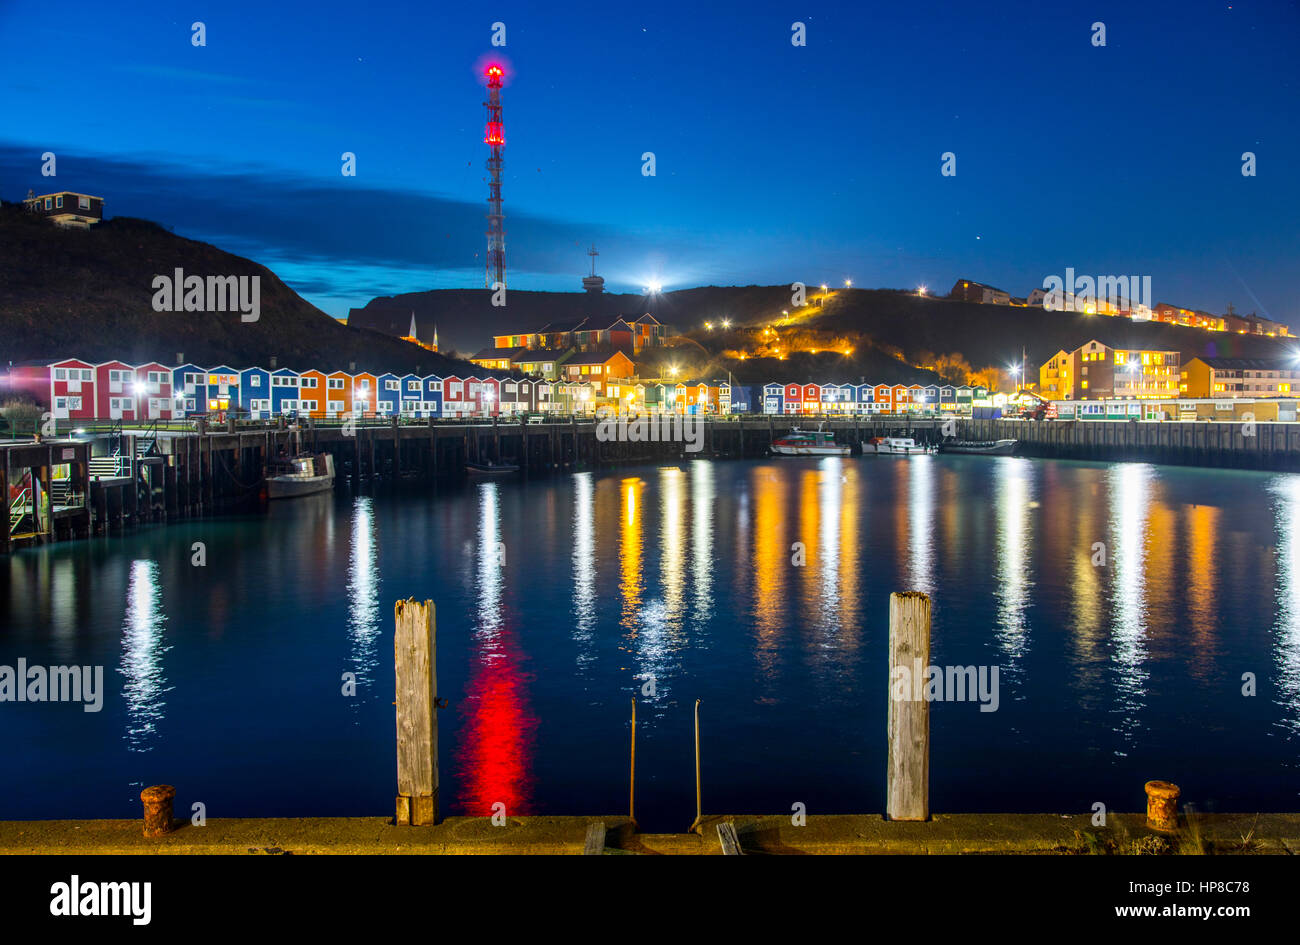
(466, 460, 520, 475)
(265, 428, 335, 499)
(865, 436, 933, 455)
(938, 438, 1017, 456)
(770, 424, 851, 456)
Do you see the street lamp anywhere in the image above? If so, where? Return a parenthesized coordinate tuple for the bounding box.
(844, 279, 852, 288)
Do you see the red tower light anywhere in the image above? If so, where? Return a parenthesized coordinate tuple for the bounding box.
(482, 60, 506, 289)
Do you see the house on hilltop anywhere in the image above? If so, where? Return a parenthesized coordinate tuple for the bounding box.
(23, 190, 103, 228)
(950, 279, 1010, 306)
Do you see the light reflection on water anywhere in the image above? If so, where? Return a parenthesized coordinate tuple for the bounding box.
(6, 457, 1300, 822)
(118, 559, 169, 752)
(1270, 477, 1300, 739)
(1108, 463, 1153, 754)
(993, 457, 1033, 684)
(345, 497, 381, 704)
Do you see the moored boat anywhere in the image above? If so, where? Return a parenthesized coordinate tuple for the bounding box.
(865, 436, 933, 455)
(770, 424, 851, 456)
(266, 450, 335, 499)
(938, 438, 1017, 455)
(466, 460, 520, 475)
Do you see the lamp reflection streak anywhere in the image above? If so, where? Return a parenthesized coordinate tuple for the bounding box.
(118, 560, 169, 752)
(346, 498, 380, 699)
(456, 482, 536, 816)
(993, 457, 1032, 676)
(572, 473, 596, 666)
(1269, 476, 1300, 739)
(1107, 463, 1152, 753)
(907, 456, 935, 596)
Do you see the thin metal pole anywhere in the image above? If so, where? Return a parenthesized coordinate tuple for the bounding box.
(690, 698, 702, 833)
(629, 697, 637, 829)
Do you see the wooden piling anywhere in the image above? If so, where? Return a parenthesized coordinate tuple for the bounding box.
(394, 598, 438, 826)
(887, 591, 931, 821)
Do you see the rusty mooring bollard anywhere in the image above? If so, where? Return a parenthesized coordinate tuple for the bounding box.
(140, 784, 176, 837)
(1144, 780, 1181, 832)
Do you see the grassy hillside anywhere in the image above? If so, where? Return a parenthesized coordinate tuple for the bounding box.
(0, 204, 482, 376)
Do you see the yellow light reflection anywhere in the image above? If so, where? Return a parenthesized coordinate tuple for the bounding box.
(1184, 503, 1220, 682)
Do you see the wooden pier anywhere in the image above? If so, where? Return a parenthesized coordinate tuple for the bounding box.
(5, 414, 1300, 553)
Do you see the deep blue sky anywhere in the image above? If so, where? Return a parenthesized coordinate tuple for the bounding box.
(2, 0, 1297, 323)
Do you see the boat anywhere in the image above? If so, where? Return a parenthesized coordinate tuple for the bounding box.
(865, 436, 934, 455)
(265, 428, 335, 499)
(938, 438, 1017, 456)
(466, 460, 520, 475)
(770, 424, 851, 456)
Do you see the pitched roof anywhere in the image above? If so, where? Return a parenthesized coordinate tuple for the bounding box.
(539, 317, 589, 333)
(564, 350, 632, 366)
(470, 346, 532, 361)
(514, 349, 570, 363)
(1197, 357, 1290, 370)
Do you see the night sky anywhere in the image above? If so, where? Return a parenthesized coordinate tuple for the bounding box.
(2, 0, 1297, 323)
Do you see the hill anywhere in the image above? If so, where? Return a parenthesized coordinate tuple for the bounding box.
(0, 204, 483, 376)
(351, 282, 1297, 389)
(350, 284, 943, 386)
(806, 289, 1294, 381)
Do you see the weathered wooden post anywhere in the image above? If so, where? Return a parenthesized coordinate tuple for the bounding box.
(887, 591, 930, 821)
(395, 598, 438, 826)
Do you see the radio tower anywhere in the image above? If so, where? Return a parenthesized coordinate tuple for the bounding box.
(483, 63, 506, 290)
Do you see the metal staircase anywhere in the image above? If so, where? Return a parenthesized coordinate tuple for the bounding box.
(8, 486, 29, 534)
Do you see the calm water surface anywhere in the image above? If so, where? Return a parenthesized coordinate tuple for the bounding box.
(3, 456, 1299, 830)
